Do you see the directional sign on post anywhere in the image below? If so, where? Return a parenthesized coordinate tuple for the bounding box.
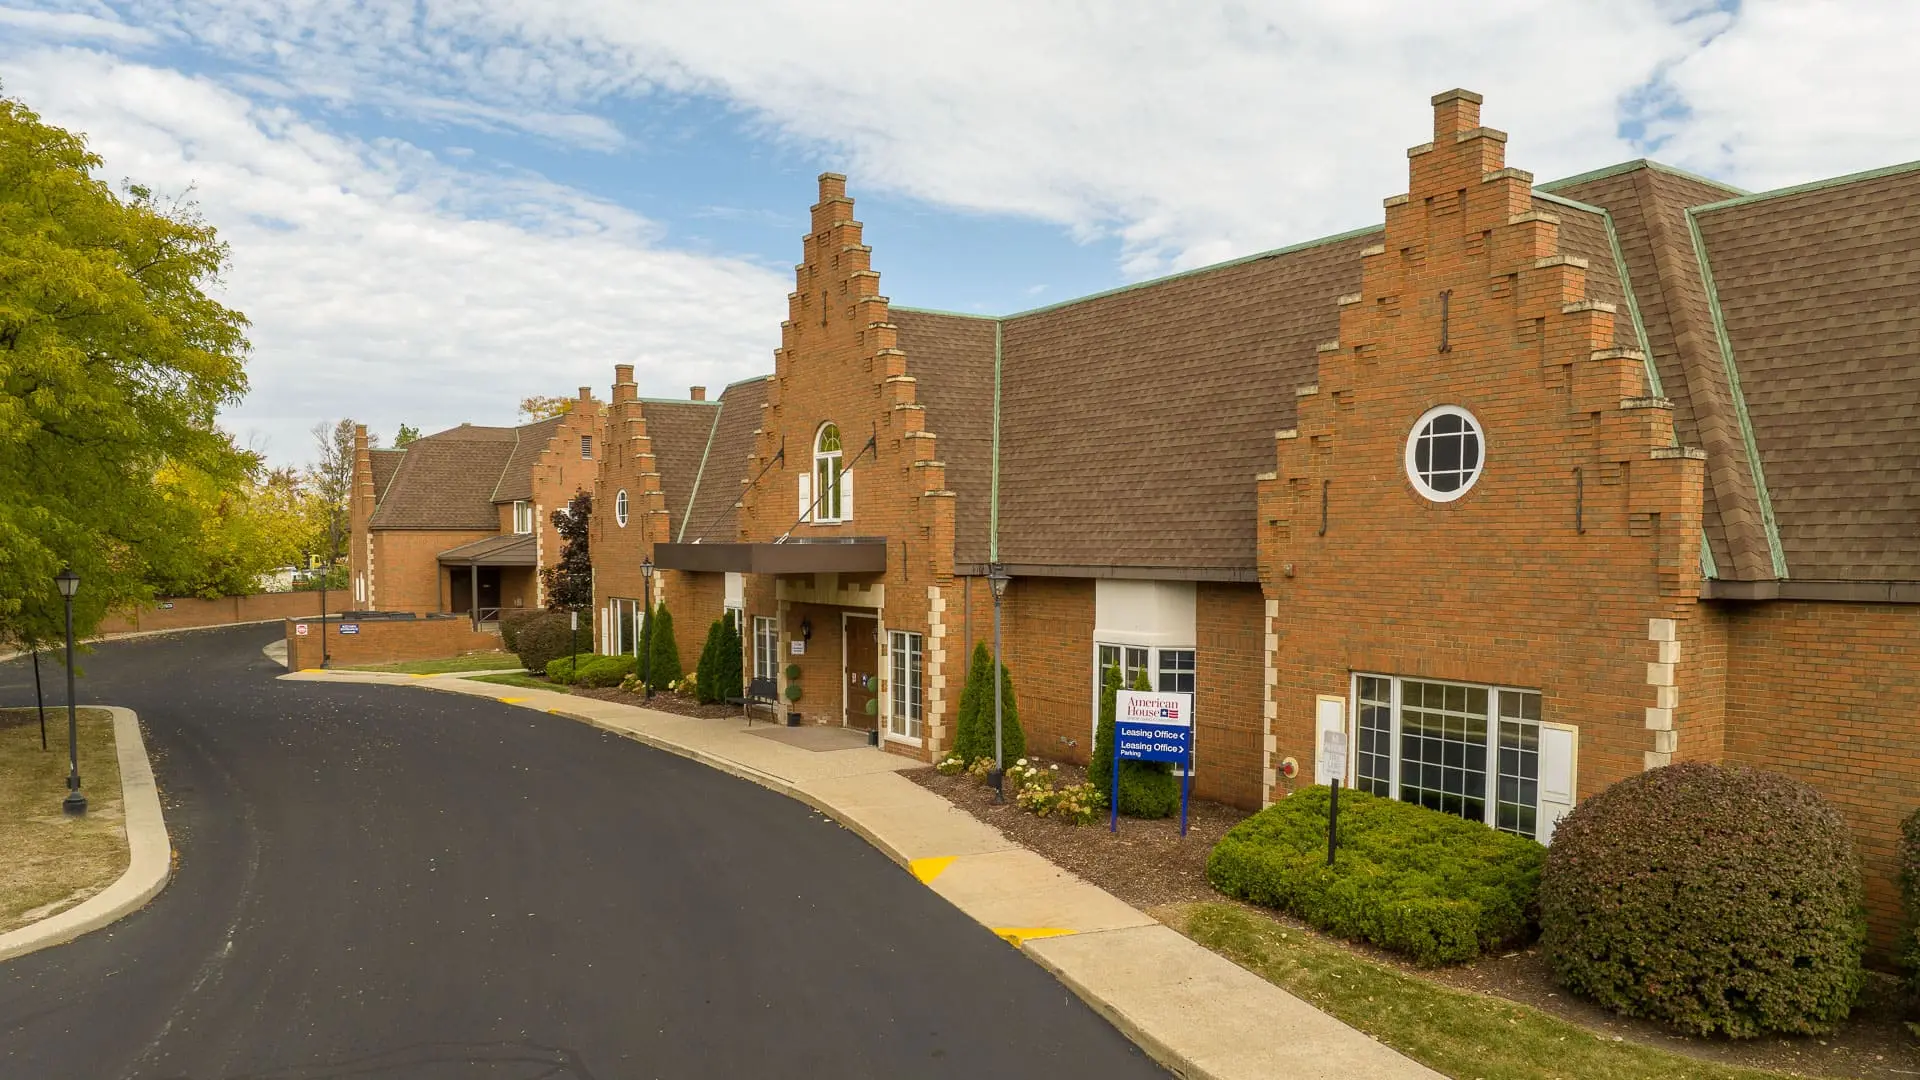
(339, 623, 359, 635)
(1111, 690, 1195, 835)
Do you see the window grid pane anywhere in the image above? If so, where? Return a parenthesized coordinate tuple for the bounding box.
(1356, 676, 1393, 796)
(1156, 649, 1195, 694)
(888, 631, 923, 740)
(754, 617, 778, 681)
(1397, 679, 1488, 824)
(1495, 690, 1542, 838)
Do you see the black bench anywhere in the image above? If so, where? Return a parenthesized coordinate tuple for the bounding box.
(730, 677, 780, 726)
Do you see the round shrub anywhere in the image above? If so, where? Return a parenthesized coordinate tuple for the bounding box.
(1539, 762, 1864, 1038)
(513, 611, 591, 673)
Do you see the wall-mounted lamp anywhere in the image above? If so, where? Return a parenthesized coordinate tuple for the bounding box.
(799, 617, 813, 640)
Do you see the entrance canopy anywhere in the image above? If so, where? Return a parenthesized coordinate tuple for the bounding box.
(652, 538, 886, 575)
(437, 534, 536, 566)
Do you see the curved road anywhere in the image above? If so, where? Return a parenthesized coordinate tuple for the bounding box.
(0, 626, 1164, 1079)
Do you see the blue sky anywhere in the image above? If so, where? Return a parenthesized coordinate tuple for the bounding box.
(3, 1, 1915, 464)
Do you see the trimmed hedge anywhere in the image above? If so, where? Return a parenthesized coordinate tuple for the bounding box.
(1539, 763, 1864, 1038)
(1207, 786, 1544, 966)
(1895, 807, 1918, 996)
(1089, 663, 1178, 818)
(543, 653, 635, 688)
(513, 611, 591, 674)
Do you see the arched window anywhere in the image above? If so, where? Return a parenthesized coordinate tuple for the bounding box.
(615, 489, 629, 527)
(814, 423, 843, 522)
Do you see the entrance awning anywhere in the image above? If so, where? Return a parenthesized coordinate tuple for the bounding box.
(652, 538, 887, 575)
(437, 534, 536, 566)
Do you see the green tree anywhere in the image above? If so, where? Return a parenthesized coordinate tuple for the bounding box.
(392, 423, 420, 447)
(1090, 664, 1179, 818)
(695, 617, 725, 704)
(645, 602, 682, 691)
(951, 641, 1024, 766)
(0, 90, 252, 649)
(539, 491, 592, 609)
(145, 457, 322, 597)
(713, 613, 744, 703)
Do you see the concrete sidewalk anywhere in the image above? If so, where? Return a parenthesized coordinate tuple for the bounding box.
(283, 667, 1440, 1080)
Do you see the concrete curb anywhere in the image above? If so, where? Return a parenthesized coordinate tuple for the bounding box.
(0, 706, 171, 964)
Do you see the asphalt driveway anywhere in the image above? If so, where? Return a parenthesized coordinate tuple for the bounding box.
(0, 625, 1164, 1079)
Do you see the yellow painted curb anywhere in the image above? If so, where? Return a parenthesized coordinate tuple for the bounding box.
(993, 927, 1075, 947)
(908, 856, 956, 884)
(498, 696, 529, 704)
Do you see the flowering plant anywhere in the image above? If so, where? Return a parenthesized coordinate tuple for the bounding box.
(936, 755, 968, 776)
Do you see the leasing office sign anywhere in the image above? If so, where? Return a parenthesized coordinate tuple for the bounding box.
(1111, 690, 1195, 834)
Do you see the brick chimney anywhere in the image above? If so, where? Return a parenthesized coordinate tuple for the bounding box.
(690, 386, 707, 401)
(613, 364, 636, 404)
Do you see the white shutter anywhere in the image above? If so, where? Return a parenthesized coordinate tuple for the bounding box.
(1537, 722, 1579, 844)
(839, 468, 853, 522)
(1314, 695, 1347, 786)
(797, 472, 812, 522)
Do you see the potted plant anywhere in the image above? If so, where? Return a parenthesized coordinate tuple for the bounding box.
(784, 663, 803, 726)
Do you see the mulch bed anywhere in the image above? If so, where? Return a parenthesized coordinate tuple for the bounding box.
(567, 685, 743, 720)
(910, 755, 1920, 1080)
(905, 757, 1250, 910)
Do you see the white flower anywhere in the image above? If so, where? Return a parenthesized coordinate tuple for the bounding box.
(1016, 758, 1027, 766)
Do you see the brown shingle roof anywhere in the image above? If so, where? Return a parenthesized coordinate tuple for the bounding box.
(680, 378, 770, 543)
(1692, 163, 1920, 581)
(638, 400, 723, 538)
(995, 229, 1379, 574)
(368, 449, 405, 502)
(894, 310, 998, 567)
(489, 415, 567, 504)
(368, 425, 518, 530)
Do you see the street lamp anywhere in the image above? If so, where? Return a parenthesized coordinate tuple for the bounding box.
(987, 563, 1011, 803)
(640, 556, 654, 699)
(55, 568, 85, 815)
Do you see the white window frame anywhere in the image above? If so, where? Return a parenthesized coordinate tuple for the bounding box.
(753, 616, 779, 683)
(1405, 404, 1485, 503)
(1346, 673, 1573, 842)
(885, 630, 924, 745)
(1094, 642, 1198, 772)
(513, 500, 534, 534)
(813, 422, 846, 523)
(614, 489, 629, 527)
(609, 598, 644, 657)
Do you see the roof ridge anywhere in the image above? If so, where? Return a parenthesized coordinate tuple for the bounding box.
(488, 425, 523, 503)
(1690, 157, 1920, 216)
(677, 398, 726, 541)
(1537, 158, 1747, 199)
(718, 373, 773, 395)
(634, 396, 722, 407)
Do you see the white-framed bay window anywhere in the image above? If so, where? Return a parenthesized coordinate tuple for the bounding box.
(753, 616, 779, 684)
(1343, 674, 1577, 843)
(886, 630, 924, 744)
(1092, 578, 1200, 769)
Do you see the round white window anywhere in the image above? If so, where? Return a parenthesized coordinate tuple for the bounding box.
(614, 489, 629, 527)
(1404, 405, 1484, 502)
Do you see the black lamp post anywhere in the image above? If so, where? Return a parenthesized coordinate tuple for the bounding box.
(987, 563, 1011, 803)
(640, 556, 654, 700)
(55, 568, 85, 815)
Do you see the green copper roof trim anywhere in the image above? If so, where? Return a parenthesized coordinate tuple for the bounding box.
(890, 305, 998, 321)
(1689, 157, 1920, 216)
(718, 373, 773, 394)
(1700, 532, 1719, 581)
(989, 319, 1003, 563)
(1685, 208, 1788, 579)
(1532, 191, 1662, 398)
(676, 397, 726, 542)
(1536, 158, 1747, 199)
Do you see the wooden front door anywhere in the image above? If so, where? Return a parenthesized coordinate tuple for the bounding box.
(843, 615, 879, 731)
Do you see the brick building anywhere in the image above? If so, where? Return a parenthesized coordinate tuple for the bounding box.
(583, 90, 1916, 949)
(346, 389, 605, 625)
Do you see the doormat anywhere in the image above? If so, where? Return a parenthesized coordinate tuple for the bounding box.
(746, 725, 873, 753)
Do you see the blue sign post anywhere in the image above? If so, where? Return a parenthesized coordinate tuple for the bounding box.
(1109, 690, 1195, 835)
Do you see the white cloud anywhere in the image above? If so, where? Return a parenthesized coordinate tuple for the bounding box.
(0, 5, 154, 46)
(1, 46, 788, 464)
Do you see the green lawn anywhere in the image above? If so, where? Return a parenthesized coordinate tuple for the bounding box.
(347, 651, 520, 675)
(466, 672, 569, 693)
(1171, 902, 1798, 1080)
(0, 708, 127, 934)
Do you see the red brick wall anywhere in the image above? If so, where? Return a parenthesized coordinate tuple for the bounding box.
(372, 530, 494, 613)
(1722, 601, 1920, 950)
(1196, 583, 1266, 808)
(667, 570, 729, 677)
(1000, 577, 1097, 764)
(733, 174, 958, 758)
(590, 365, 672, 653)
(97, 592, 328, 635)
(284, 616, 501, 669)
(783, 601, 849, 725)
(530, 390, 605, 605)
(1257, 92, 1706, 812)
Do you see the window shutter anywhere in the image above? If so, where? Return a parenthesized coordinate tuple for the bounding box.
(839, 468, 853, 522)
(1314, 695, 1347, 786)
(797, 472, 812, 522)
(1536, 722, 1579, 843)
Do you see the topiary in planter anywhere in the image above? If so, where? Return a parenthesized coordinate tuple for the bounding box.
(784, 683, 803, 702)
(1539, 762, 1865, 1038)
